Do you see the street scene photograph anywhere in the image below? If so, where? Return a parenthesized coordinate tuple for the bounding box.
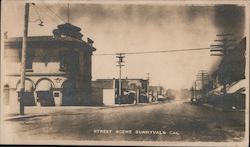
(0, 0, 249, 146)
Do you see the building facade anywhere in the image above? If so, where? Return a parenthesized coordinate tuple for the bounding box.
(3, 23, 96, 111)
(92, 78, 149, 105)
(205, 37, 246, 110)
(149, 86, 166, 102)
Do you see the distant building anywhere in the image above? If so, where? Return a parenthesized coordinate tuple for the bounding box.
(149, 86, 166, 102)
(92, 78, 149, 105)
(3, 23, 96, 111)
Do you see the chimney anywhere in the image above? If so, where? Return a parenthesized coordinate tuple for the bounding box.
(52, 23, 83, 40)
(87, 38, 94, 46)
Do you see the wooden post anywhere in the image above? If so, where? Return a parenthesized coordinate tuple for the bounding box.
(20, 3, 30, 115)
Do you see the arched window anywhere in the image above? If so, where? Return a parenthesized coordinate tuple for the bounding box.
(16, 79, 36, 106)
(36, 79, 55, 106)
(16, 80, 34, 93)
(4, 85, 9, 105)
(36, 80, 53, 91)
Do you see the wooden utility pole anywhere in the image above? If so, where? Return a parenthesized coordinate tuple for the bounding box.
(67, 3, 70, 23)
(194, 81, 196, 99)
(196, 70, 208, 99)
(20, 3, 30, 115)
(146, 72, 150, 101)
(210, 34, 235, 95)
(116, 53, 125, 105)
(191, 87, 194, 99)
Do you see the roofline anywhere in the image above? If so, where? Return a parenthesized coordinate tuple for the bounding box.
(5, 36, 83, 43)
(94, 78, 148, 81)
(4, 36, 96, 52)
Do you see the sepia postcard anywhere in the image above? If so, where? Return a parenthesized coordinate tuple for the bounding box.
(0, 0, 249, 146)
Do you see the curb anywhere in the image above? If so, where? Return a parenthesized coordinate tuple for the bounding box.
(3, 102, 165, 120)
(4, 114, 48, 121)
(100, 102, 161, 109)
(203, 103, 223, 111)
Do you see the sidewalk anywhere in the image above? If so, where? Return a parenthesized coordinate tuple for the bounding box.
(4, 113, 49, 121)
(202, 103, 245, 112)
(3, 106, 104, 121)
(3, 102, 162, 121)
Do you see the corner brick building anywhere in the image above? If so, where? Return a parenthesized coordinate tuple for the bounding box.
(3, 23, 96, 111)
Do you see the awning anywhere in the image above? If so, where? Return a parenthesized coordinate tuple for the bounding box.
(123, 91, 129, 95)
(17, 80, 33, 92)
(158, 95, 165, 98)
(206, 85, 224, 96)
(128, 90, 136, 94)
(36, 80, 52, 91)
(227, 80, 246, 94)
(207, 79, 246, 96)
(123, 90, 136, 95)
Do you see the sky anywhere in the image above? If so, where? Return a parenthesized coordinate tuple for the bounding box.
(2, 1, 246, 90)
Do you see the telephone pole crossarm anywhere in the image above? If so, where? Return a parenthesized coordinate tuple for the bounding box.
(116, 53, 125, 105)
(210, 34, 236, 94)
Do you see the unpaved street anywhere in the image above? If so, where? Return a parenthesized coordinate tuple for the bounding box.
(2, 101, 245, 143)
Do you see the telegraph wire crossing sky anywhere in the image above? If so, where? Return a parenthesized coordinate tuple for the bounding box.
(93, 47, 210, 56)
(3, 1, 245, 89)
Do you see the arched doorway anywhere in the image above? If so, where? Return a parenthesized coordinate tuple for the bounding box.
(61, 80, 77, 106)
(16, 79, 36, 106)
(36, 79, 55, 106)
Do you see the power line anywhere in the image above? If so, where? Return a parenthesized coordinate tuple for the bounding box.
(5, 47, 210, 58)
(36, 4, 64, 26)
(30, 4, 44, 26)
(32, 3, 64, 25)
(93, 47, 210, 56)
(42, 3, 66, 23)
(32, 4, 42, 20)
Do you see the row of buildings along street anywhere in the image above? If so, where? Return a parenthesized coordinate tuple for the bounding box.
(3, 25, 246, 111)
(190, 36, 246, 111)
(3, 22, 173, 111)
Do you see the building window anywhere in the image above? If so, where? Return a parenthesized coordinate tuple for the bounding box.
(84, 53, 90, 74)
(60, 51, 79, 72)
(18, 49, 33, 70)
(54, 92, 60, 97)
(26, 55, 33, 70)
